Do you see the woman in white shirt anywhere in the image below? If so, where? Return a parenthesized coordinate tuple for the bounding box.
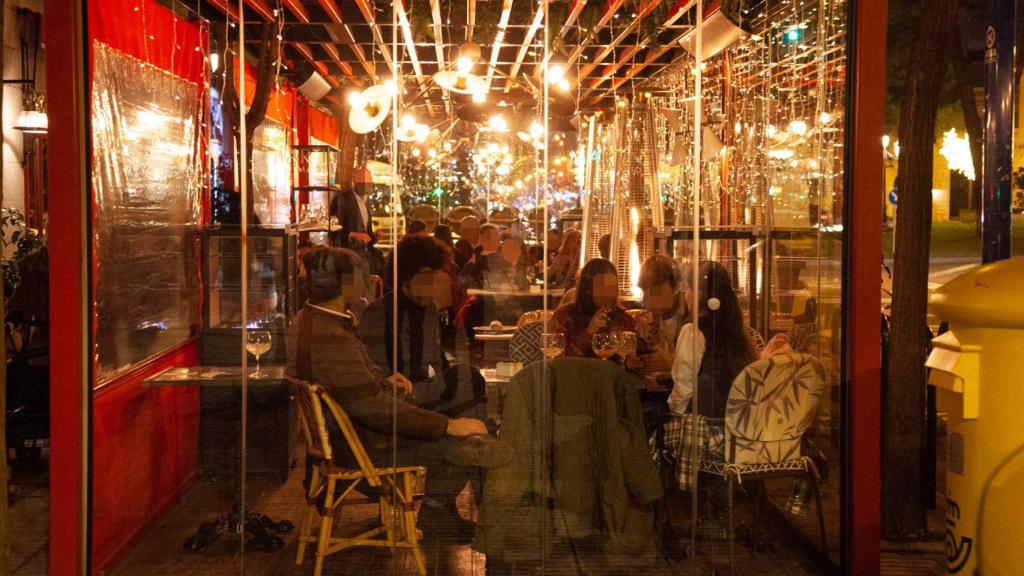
(668, 261, 755, 419)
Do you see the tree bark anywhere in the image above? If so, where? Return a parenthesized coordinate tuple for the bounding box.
(216, 24, 279, 224)
(950, 28, 983, 232)
(884, 0, 959, 540)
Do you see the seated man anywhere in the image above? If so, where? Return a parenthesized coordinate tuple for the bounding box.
(287, 246, 489, 537)
(361, 235, 456, 382)
(633, 254, 689, 377)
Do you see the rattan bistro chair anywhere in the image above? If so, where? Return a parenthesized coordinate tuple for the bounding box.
(288, 376, 427, 576)
(698, 353, 828, 572)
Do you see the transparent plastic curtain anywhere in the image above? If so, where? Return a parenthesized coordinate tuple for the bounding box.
(91, 41, 203, 383)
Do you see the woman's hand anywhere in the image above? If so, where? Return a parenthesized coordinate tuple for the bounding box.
(446, 417, 489, 436)
(586, 308, 610, 334)
(385, 373, 414, 395)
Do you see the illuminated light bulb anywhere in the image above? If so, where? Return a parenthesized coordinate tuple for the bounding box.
(766, 124, 778, 138)
(209, 52, 220, 73)
(882, 135, 891, 148)
(456, 55, 474, 75)
(428, 148, 437, 158)
(819, 111, 832, 124)
(547, 64, 565, 83)
(556, 78, 570, 92)
(348, 90, 367, 109)
(529, 122, 544, 139)
(788, 119, 808, 136)
(383, 78, 398, 95)
(401, 113, 416, 127)
(734, 122, 742, 134)
(489, 115, 509, 132)
(411, 147, 421, 157)
(443, 142, 452, 152)
(616, 99, 627, 108)
(471, 90, 486, 103)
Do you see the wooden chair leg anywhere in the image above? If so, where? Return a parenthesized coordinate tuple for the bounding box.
(403, 473, 427, 576)
(295, 503, 317, 566)
(314, 479, 337, 576)
(810, 468, 829, 555)
(727, 474, 735, 576)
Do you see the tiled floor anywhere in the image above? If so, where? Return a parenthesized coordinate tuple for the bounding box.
(9, 451, 49, 576)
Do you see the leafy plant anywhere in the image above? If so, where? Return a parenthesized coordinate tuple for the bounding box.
(0, 208, 42, 300)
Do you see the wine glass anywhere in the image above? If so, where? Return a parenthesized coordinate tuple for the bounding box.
(591, 332, 616, 360)
(246, 330, 272, 377)
(541, 332, 565, 359)
(614, 331, 638, 361)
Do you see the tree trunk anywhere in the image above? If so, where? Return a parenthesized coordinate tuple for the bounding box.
(217, 24, 279, 224)
(950, 28, 984, 233)
(884, 0, 959, 540)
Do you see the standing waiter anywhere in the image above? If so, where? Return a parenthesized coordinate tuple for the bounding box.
(331, 166, 382, 274)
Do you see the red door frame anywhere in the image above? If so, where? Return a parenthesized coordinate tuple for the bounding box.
(45, 0, 89, 574)
(41, 0, 888, 574)
(843, 0, 886, 573)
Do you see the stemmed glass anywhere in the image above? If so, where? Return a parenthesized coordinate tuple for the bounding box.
(591, 333, 616, 360)
(541, 332, 565, 359)
(246, 330, 272, 377)
(613, 331, 638, 363)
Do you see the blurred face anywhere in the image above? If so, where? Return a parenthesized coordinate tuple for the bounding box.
(403, 268, 451, 308)
(353, 169, 374, 197)
(480, 229, 501, 253)
(592, 272, 618, 308)
(500, 239, 523, 265)
(340, 270, 366, 304)
(642, 282, 678, 316)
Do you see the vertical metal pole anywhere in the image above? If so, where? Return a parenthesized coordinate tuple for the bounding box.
(982, 0, 1015, 263)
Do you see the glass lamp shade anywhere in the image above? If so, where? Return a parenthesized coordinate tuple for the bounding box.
(14, 109, 48, 134)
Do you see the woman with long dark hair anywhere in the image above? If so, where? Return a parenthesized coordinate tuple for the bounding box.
(548, 258, 635, 358)
(668, 261, 755, 419)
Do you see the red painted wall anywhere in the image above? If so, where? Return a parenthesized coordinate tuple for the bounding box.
(91, 345, 200, 571)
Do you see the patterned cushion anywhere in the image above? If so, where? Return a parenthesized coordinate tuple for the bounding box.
(510, 321, 545, 365)
(724, 353, 825, 466)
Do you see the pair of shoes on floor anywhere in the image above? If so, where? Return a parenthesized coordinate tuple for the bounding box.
(446, 434, 513, 468)
(419, 503, 476, 545)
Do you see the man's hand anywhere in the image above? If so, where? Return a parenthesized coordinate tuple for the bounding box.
(349, 231, 372, 245)
(385, 373, 414, 395)
(446, 417, 488, 437)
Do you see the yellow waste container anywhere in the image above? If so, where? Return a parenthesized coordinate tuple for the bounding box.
(927, 257, 1024, 575)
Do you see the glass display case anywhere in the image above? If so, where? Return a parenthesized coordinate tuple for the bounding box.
(201, 226, 297, 365)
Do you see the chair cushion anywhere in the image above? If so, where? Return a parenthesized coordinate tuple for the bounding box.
(509, 321, 545, 365)
(724, 353, 825, 465)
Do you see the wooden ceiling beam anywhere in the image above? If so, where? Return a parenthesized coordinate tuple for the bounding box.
(484, 0, 514, 89)
(577, 0, 662, 82)
(352, 0, 395, 74)
(317, 0, 375, 78)
(506, 5, 545, 93)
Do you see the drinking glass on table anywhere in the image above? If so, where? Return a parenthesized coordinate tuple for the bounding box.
(246, 330, 272, 377)
(541, 332, 565, 359)
(613, 331, 638, 362)
(591, 332, 616, 360)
